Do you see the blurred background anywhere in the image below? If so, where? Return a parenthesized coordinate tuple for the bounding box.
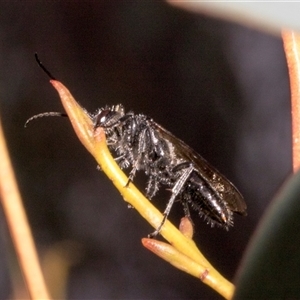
(0, 1, 292, 299)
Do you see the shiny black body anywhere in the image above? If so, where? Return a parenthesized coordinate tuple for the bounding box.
(93, 104, 247, 236)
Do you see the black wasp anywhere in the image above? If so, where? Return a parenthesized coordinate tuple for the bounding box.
(93, 104, 247, 236)
(26, 54, 247, 237)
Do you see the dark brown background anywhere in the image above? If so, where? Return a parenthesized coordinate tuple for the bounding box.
(0, 2, 291, 299)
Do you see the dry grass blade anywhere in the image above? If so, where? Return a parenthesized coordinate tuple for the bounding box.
(0, 120, 51, 299)
(282, 30, 300, 173)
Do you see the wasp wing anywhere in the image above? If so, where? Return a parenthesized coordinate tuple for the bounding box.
(151, 121, 247, 215)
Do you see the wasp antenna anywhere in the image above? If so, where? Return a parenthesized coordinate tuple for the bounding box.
(34, 53, 56, 80)
(25, 112, 67, 127)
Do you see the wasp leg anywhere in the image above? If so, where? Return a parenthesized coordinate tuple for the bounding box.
(181, 200, 194, 227)
(148, 164, 194, 238)
(125, 127, 149, 187)
(125, 163, 138, 187)
(145, 175, 160, 199)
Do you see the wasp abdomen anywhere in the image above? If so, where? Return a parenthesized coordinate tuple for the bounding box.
(185, 172, 233, 229)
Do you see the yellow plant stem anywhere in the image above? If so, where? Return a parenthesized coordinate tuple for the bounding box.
(0, 120, 51, 299)
(142, 238, 210, 280)
(50, 79, 235, 299)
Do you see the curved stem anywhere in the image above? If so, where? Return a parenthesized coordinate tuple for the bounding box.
(50, 80, 234, 299)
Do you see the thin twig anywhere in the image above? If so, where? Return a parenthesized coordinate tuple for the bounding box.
(0, 120, 51, 299)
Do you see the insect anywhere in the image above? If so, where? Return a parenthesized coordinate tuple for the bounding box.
(26, 54, 247, 237)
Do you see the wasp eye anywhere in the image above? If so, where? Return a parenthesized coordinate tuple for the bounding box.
(100, 115, 106, 124)
(94, 110, 110, 127)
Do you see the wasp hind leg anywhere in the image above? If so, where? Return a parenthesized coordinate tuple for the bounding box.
(148, 164, 194, 238)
